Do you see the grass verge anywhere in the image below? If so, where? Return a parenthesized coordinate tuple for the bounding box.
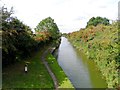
(46, 53, 74, 89)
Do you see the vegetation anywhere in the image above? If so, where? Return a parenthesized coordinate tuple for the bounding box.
(2, 5, 119, 89)
(3, 47, 74, 89)
(2, 6, 38, 67)
(67, 20, 119, 88)
(35, 17, 61, 39)
(86, 16, 110, 28)
(2, 47, 54, 88)
(2, 6, 60, 67)
(46, 53, 74, 88)
(2, 6, 74, 89)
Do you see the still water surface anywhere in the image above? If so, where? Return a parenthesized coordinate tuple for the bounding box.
(57, 37, 107, 88)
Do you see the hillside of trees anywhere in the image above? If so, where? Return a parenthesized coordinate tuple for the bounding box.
(2, 6, 60, 67)
(67, 17, 120, 88)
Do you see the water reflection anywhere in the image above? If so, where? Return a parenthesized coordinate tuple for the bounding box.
(57, 37, 107, 88)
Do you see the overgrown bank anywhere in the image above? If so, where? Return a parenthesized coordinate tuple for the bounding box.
(67, 22, 120, 88)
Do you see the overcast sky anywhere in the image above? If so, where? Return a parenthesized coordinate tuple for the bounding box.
(0, 0, 119, 33)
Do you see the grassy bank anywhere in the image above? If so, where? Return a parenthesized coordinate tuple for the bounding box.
(67, 22, 119, 88)
(46, 53, 74, 88)
(2, 47, 54, 88)
(3, 44, 74, 89)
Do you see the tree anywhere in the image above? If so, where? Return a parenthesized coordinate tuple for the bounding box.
(1, 6, 14, 22)
(2, 6, 38, 67)
(35, 17, 60, 39)
(86, 16, 110, 28)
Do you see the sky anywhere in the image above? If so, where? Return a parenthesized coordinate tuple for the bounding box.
(0, 0, 119, 33)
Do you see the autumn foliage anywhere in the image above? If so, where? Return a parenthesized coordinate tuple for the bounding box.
(67, 22, 119, 88)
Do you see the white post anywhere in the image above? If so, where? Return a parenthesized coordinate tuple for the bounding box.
(24, 64, 28, 73)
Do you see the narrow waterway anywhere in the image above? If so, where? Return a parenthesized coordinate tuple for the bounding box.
(57, 37, 107, 88)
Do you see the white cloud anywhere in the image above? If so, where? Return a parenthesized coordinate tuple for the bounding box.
(1, 0, 119, 33)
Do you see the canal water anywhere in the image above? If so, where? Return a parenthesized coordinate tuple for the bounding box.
(57, 37, 107, 88)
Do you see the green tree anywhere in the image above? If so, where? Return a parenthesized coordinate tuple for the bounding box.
(1, 6, 13, 22)
(2, 6, 38, 67)
(86, 16, 110, 27)
(35, 17, 60, 39)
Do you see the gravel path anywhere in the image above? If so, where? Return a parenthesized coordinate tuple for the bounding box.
(41, 47, 58, 90)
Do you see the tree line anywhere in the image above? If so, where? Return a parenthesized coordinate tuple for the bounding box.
(2, 6, 60, 67)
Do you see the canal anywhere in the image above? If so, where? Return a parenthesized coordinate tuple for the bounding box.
(57, 37, 107, 88)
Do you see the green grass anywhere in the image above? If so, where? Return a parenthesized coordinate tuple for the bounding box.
(2, 44, 74, 89)
(46, 53, 74, 88)
(2, 48, 54, 88)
